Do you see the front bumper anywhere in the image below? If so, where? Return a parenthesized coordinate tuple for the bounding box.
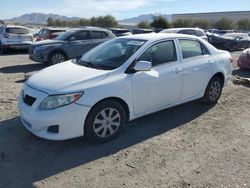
(18, 83, 91, 140)
(29, 48, 47, 62)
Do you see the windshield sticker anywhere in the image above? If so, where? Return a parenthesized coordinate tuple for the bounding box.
(127, 41, 144, 46)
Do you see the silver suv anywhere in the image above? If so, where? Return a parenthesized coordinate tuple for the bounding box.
(0, 25, 33, 54)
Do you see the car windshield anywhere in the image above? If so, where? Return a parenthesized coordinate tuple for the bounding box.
(6, 27, 29, 34)
(55, 30, 75, 40)
(77, 38, 146, 70)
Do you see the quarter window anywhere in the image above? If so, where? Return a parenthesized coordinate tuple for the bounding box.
(179, 39, 209, 59)
(91, 31, 103, 39)
(138, 40, 177, 67)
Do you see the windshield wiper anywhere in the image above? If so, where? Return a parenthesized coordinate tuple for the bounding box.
(76, 59, 102, 70)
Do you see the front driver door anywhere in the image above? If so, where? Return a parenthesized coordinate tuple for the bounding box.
(131, 40, 183, 116)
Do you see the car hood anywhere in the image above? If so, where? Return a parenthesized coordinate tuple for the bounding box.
(33, 39, 65, 46)
(27, 60, 109, 94)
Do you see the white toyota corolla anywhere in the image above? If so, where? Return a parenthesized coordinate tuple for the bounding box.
(18, 33, 233, 143)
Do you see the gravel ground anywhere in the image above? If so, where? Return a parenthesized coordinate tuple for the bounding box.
(0, 50, 249, 188)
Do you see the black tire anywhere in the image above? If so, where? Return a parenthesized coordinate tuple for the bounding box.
(202, 76, 223, 105)
(85, 100, 126, 143)
(0, 43, 5, 55)
(48, 51, 67, 65)
(228, 43, 237, 52)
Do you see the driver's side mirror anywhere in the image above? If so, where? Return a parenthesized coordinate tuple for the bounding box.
(133, 61, 152, 72)
(69, 37, 76, 41)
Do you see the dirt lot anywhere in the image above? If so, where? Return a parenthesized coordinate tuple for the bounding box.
(0, 51, 250, 188)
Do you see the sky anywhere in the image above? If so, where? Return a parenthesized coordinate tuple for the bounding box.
(0, 0, 249, 20)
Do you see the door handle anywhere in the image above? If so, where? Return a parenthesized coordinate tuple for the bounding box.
(172, 67, 183, 73)
(207, 60, 213, 64)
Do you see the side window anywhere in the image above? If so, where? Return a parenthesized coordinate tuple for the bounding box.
(196, 30, 205, 37)
(179, 30, 195, 35)
(138, 40, 177, 67)
(101, 32, 108, 38)
(179, 39, 209, 59)
(0, 27, 3, 34)
(91, 31, 103, 39)
(73, 31, 89, 40)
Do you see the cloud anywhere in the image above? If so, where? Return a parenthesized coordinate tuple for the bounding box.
(61, 0, 177, 18)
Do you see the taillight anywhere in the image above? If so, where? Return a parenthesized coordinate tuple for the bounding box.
(3, 33, 9, 38)
(229, 57, 234, 64)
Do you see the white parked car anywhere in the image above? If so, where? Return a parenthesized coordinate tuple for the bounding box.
(18, 33, 233, 143)
(0, 25, 33, 54)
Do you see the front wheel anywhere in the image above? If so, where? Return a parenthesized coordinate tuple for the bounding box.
(202, 76, 223, 105)
(48, 51, 67, 65)
(85, 100, 126, 143)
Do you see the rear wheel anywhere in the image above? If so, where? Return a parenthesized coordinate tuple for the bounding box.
(48, 51, 67, 65)
(85, 100, 126, 143)
(202, 76, 223, 105)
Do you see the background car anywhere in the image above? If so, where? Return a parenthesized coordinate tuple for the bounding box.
(223, 33, 250, 49)
(19, 34, 232, 143)
(29, 28, 116, 65)
(208, 32, 250, 51)
(0, 25, 33, 54)
(34, 28, 66, 41)
(131, 29, 155, 34)
(160, 28, 208, 41)
(109, 28, 132, 37)
(238, 48, 250, 69)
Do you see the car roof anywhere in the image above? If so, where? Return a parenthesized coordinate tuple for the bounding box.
(70, 28, 111, 32)
(162, 28, 204, 32)
(4, 25, 29, 29)
(120, 33, 199, 41)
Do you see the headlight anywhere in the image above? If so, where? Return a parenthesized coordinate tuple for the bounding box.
(40, 92, 83, 110)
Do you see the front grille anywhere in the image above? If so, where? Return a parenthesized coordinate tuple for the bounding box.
(23, 93, 36, 106)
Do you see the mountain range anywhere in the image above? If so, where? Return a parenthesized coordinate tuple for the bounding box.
(3, 13, 172, 25)
(4, 13, 81, 24)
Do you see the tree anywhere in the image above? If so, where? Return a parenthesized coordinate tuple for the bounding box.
(192, 19, 211, 29)
(172, 19, 193, 28)
(237, 19, 250, 30)
(214, 17, 233, 30)
(150, 15, 171, 29)
(102, 15, 118, 28)
(137, 21, 151, 29)
(0, 19, 4, 25)
(47, 17, 55, 26)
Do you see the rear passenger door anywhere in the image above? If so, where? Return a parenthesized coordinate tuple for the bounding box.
(178, 39, 214, 100)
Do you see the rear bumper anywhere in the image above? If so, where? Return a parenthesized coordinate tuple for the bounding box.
(3, 42, 33, 49)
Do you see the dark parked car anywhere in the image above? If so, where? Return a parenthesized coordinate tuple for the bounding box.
(160, 28, 208, 41)
(238, 48, 250, 69)
(208, 33, 250, 52)
(29, 28, 116, 65)
(131, 29, 154, 34)
(109, 28, 132, 37)
(34, 28, 66, 41)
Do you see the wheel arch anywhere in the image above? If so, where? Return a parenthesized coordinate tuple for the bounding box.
(87, 97, 130, 123)
(211, 72, 225, 86)
(48, 49, 69, 62)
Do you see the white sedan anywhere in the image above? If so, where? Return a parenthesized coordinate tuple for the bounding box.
(18, 33, 233, 143)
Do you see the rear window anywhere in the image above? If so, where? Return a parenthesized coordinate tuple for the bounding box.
(5, 27, 29, 34)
